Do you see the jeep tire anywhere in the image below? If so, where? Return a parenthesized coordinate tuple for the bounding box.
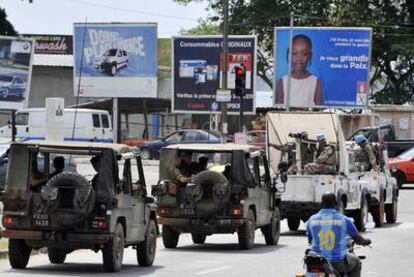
(137, 220, 157, 267)
(9, 239, 31, 269)
(385, 196, 398, 224)
(287, 218, 300, 231)
(191, 233, 207, 244)
(261, 208, 281, 246)
(102, 223, 124, 272)
(48, 248, 67, 264)
(372, 195, 385, 227)
(238, 209, 256, 250)
(162, 225, 179, 249)
(353, 198, 369, 231)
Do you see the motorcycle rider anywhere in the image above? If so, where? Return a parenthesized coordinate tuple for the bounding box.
(306, 192, 371, 277)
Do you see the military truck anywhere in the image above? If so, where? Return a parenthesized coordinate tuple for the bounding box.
(152, 144, 281, 250)
(347, 141, 398, 227)
(266, 112, 371, 231)
(2, 141, 157, 272)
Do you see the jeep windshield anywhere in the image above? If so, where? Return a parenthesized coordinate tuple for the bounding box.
(103, 49, 117, 57)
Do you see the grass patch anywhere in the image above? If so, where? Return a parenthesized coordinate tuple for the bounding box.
(0, 239, 8, 250)
(158, 38, 171, 79)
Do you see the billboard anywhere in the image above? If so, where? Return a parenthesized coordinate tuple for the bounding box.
(24, 34, 73, 55)
(73, 23, 157, 98)
(0, 36, 34, 110)
(172, 36, 257, 114)
(274, 27, 372, 108)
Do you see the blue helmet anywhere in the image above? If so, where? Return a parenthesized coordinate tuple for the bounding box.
(316, 133, 326, 141)
(354, 134, 367, 145)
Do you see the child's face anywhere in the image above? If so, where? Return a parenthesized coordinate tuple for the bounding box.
(291, 38, 311, 72)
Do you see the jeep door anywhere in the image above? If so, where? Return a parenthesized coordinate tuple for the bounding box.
(130, 157, 147, 241)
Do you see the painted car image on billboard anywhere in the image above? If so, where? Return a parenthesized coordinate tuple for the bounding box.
(0, 36, 34, 110)
(274, 27, 372, 108)
(73, 22, 158, 98)
(172, 36, 257, 114)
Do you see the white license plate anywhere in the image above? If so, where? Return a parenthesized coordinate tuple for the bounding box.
(33, 213, 49, 227)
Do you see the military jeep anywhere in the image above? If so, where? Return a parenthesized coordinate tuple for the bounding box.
(152, 144, 281, 250)
(2, 141, 157, 272)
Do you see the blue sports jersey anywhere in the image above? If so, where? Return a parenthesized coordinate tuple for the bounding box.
(306, 209, 358, 263)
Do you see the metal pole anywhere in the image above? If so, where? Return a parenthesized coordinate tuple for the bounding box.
(286, 12, 294, 111)
(239, 94, 244, 132)
(112, 98, 119, 143)
(220, 0, 229, 134)
(11, 110, 16, 142)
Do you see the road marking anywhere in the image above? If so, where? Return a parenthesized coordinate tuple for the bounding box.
(196, 266, 232, 275)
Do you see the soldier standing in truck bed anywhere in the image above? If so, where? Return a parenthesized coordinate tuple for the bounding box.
(304, 133, 337, 175)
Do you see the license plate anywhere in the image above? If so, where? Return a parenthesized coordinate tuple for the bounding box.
(33, 213, 49, 227)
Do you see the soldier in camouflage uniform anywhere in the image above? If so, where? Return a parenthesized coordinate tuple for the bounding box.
(354, 134, 379, 172)
(304, 133, 337, 175)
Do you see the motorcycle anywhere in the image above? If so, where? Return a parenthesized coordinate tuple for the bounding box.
(296, 240, 368, 277)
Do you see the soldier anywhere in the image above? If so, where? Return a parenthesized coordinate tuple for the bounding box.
(304, 133, 337, 175)
(174, 154, 193, 185)
(354, 134, 380, 172)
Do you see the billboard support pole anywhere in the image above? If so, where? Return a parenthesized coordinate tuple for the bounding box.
(220, 0, 229, 134)
(113, 98, 119, 143)
(11, 110, 16, 142)
(286, 12, 294, 111)
(239, 95, 244, 132)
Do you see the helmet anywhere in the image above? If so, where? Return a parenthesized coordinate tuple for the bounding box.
(321, 192, 337, 209)
(316, 133, 326, 142)
(354, 134, 367, 145)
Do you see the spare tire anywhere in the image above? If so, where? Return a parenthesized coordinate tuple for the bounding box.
(191, 170, 230, 215)
(41, 172, 95, 226)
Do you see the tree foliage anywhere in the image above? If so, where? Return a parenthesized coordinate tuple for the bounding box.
(0, 8, 17, 36)
(175, 0, 414, 104)
(180, 18, 220, 35)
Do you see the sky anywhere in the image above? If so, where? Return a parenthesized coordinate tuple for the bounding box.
(0, 0, 210, 37)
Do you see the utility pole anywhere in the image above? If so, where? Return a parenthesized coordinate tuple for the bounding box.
(220, 0, 229, 135)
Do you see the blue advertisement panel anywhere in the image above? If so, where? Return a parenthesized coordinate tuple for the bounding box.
(274, 27, 372, 108)
(0, 36, 34, 110)
(172, 36, 256, 114)
(74, 23, 157, 98)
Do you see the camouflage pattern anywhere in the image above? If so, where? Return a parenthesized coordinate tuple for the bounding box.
(355, 143, 379, 171)
(304, 144, 337, 175)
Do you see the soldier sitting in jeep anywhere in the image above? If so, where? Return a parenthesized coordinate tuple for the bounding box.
(2, 141, 158, 272)
(153, 144, 281, 250)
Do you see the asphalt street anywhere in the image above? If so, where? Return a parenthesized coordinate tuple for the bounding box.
(0, 162, 413, 276)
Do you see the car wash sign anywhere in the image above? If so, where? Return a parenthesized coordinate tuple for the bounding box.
(73, 23, 157, 98)
(172, 36, 257, 114)
(0, 36, 34, 110)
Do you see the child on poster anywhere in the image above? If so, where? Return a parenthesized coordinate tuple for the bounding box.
(276, 34, 323, 107)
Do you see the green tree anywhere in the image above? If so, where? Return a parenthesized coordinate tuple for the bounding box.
(175, 0, 414, 104)
(0, 8, 17, 36)
(181, 18, 220, 35)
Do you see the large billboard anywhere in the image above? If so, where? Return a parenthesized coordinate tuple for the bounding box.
(274, 27, 372, 108)
(0, 36, 34, 110)
(73, 23, 157, 98)
(172, 36, 257, 114)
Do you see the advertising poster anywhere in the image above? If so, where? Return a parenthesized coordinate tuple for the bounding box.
(24, 34, 73, 55)
(0, 36, 34, 110)
(172, 36, 257, 114)
(73, 23, 157, 98)
(274, 27, 372, 108)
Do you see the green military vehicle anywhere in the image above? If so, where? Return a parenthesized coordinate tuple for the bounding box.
(2, 141, 157, 272)
(152, 144, 281, 250)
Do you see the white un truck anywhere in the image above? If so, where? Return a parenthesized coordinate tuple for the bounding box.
(0, 108, 113, 143)
(266, 112, 371, 231)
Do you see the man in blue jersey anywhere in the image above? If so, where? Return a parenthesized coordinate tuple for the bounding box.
(306, 192, 371, 277)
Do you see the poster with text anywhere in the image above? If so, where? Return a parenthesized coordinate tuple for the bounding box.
(24, 34, 73, 55)
(74, 23, 157, 98)
(0, 36, 34, 110)
(274, 27, 372, 108)
(172, 36, 257, 114)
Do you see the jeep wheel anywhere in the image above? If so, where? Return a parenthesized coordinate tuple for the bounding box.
(9, 239, 31, 269)
(110, 64, 117, 76)
(353, 198, 369, 231)
(48, 248, 66, 264)
(162, 225, 179, 249)
(261, 208, 281, 246)
(372, 195, 385, 227)
(102, 223, 124, 272)
(385, 196, 398, 224)
(238, 209, 256, 250)
(191, 233, 207, 244)
(287, 218, 300, 231)
(137, 220, 157, 267)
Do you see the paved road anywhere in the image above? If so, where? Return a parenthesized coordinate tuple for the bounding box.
(0, 163, 413, 276)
